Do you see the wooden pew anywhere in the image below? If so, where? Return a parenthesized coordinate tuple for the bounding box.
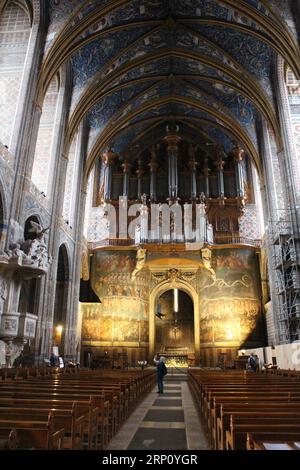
(0, 429, 18, 450)
(226, 415, 300, 450)
(215, 403, 300, 450)
(0, 397, 100, 450)
(247, 433, 300, 450)
(0, 411, 64, 449)
(188, 369, 300, 451)
(0, 405, 84, 449)
(0, 368, 156, 449)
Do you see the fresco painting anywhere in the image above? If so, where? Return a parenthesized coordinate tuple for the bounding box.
(200, 249, 264, 346)
(82, 251, 149, 345)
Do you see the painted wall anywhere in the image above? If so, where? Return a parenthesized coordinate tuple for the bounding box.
(80, 250, 149, 365)
(199, 248, 265, 366)
(80, 247, 265, 367)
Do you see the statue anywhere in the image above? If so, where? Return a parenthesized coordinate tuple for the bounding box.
(0, 279, 7, 305)
(21, 221, 51, 269)
(7, 242, 27, 263)
(131, 248, 147, 282)
(6, 220, 50, 269)
(167, 268, 180, 282)
(5, 340, 25, 368)
(199, 192, 206, 205)
(0, 340, 6, 367)
(141, 193, 147, 206)
(201, 247, 216, 279)
(26, 221, 49, 244)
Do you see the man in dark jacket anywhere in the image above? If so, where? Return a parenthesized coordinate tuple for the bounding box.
(154, 354, 167, 394)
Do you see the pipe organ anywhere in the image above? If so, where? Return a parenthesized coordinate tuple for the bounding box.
(96, 127, 253, 244)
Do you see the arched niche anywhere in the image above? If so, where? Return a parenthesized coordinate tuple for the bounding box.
(155, 289, 195, 367)
(53, 244, 70, 354)
(149, 279, 200, 366)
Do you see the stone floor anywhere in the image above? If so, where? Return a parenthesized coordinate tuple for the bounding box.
(107, 372, 209, 450)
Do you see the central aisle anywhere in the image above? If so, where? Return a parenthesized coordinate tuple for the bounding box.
(107, 371, 208, 450)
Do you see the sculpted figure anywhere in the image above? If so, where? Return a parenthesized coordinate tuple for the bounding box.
(201, 247, 216, 280)
(131, 248, 147, 282)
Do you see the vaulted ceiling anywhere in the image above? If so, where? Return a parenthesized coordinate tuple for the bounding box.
(39, 0, 300, 180)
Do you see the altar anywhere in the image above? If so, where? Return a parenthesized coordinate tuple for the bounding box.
(161, 346, 193, 367)
(164, 355, 189, 368)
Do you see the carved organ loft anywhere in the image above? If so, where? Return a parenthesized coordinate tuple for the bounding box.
(91, 125, 256, 247)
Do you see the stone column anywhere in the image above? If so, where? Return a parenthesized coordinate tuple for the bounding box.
(65, 188, 87, 361)
(149, 146, 158, 202)
(63, 124, 89, 361)
(188, 144, 198, 200)
(33, 64, 73, 362)
(121, 160, 131, 197)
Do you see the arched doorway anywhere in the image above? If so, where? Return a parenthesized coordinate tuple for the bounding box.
(149, 280, 200, 366)
(155, 289, 195, 367)
(53, 245, 70, 355)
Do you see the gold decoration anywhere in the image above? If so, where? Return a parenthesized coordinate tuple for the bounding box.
(167, 268, 180, 282)
(131, 248, 147, 282)
(200, 247, 216, 279)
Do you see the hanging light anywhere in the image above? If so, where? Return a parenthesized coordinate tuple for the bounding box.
(173, 288, 178, 313)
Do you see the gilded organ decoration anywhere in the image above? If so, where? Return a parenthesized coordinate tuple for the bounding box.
(150, 268, 197, 291)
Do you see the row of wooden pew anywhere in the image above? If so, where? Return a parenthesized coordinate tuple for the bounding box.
(188, 369, 300, 450)
(0, 367, 156, 450)
(0, 366, 83, 382)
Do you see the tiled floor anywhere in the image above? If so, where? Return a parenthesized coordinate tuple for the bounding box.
(107, 373, 208, 450)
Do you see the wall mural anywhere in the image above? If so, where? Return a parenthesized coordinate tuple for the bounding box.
(199, 248, 263, 346)
(81, 251, 149, 346)
(81, 247, 263, 357)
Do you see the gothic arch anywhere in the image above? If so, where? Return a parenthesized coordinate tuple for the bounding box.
(53, 243, 71, 355)
(21, 211, 45, 231)
(84, 95, 262, 185)
(149, 278, 200, 365)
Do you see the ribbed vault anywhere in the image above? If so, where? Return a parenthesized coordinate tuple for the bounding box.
(35, 0, 300, 181)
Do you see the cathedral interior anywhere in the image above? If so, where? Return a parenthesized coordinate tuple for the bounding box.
(0, 0, 300, 375)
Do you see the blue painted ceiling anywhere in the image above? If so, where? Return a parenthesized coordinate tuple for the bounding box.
(45, 0, 297, 160)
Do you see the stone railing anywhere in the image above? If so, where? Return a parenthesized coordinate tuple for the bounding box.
(214, 234, 261, 247)
(87, 234, 262, 249)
